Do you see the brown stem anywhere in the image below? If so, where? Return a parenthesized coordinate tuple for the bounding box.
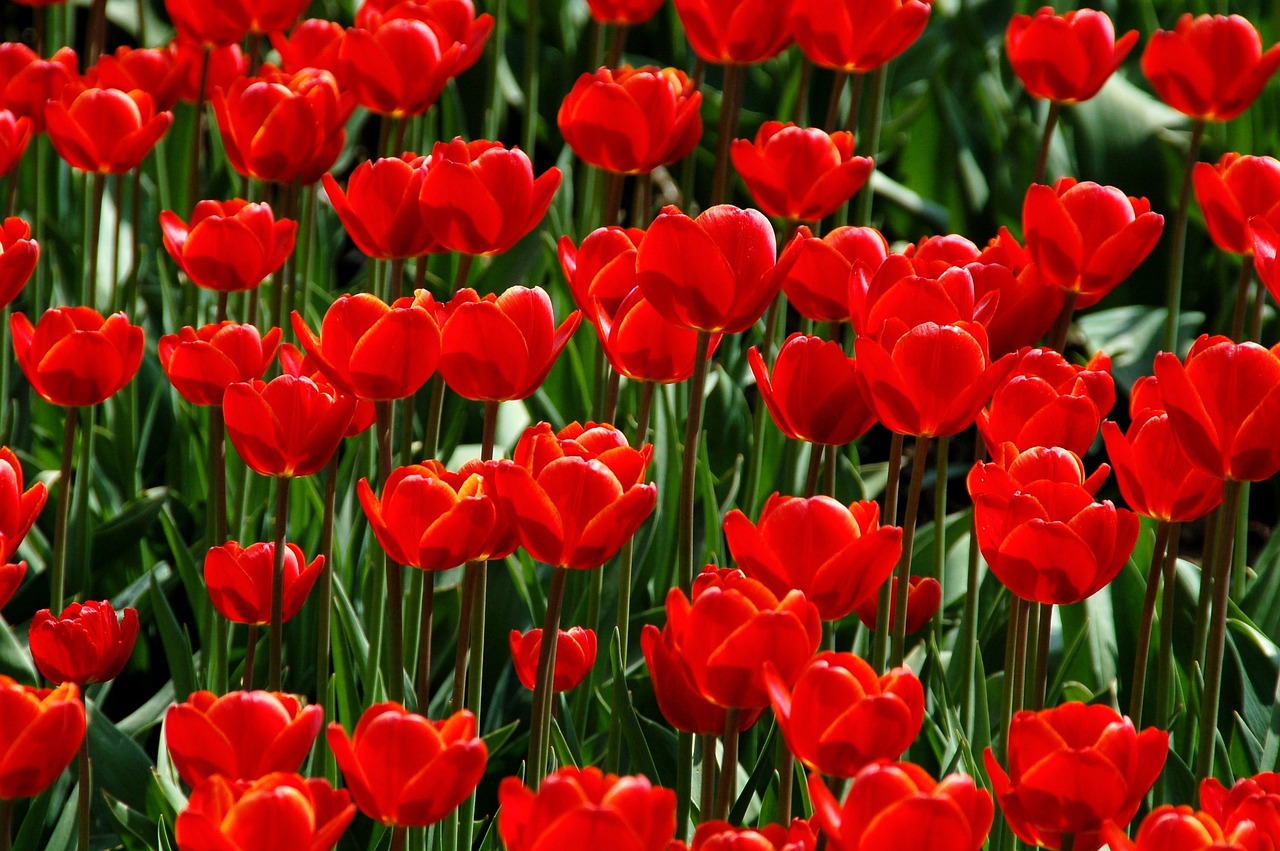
(700, 735, 717, 823)
(1154, 525, 1182, 727)
(606, 24, 626, 68)
(823, 72, 848, 134)
(891, 435, 931, 667)
(777, 744, 794, 823)
(527, 566, 569, 789)
(267, 476, 291, 691)
(602, 170, 626, 228)
(710, 64, 744, 206)
(77, 738, 90, 851)
(1047, 290, 1079, 353)
(714, 708, 741, 820)
(416, 573, 435, 710)
(87, 0, 107, 64)
(0, 797, 12, 851)
(790, 61, 811, 125)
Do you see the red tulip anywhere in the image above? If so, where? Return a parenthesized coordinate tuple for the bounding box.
(724, 494, 900, 622)
(278, 343, 377, 438)
(0, 217, 37, 310)
(159, 322, 282, 407)
(1006, 8, 1137, 103)
(172, 38, 247, 103)
(349, 0, 493, 80)
(510, 627, 597, 692)
(11, 307, 143, 407)
(322, 155, 437, 260)
(420, 138, 561, 256)
(327, 705, 487, 827)
(1104, 806, 1267, 851)
(968, 446, 1138, 604)
(0, 676, 84, 799)
(852, 575, 942, 636)
(770, 225, 888, 324)
(437, 286, 580, 402)
(678, 820, 819, 851)
(175, 772, 355, 851)
(0, 446, 46, 565)
(161, 199, 296, 294)
(972, 227, 1064, 357)
(1255, 219, 1280, 305)
(790, 0, 932, 73)
(559, 226, 645, 326)
(1142, 14, 1280, 123)
(672, 0, 791, 65)
(165, 690, 323, 788)
(1022, 177, 1164, 309)
(586, 0, 665, 26)
(0, 562, 23, 610)
(204, 540, 324, 626)
(764, 652, 923, 778)
(1192, 153, 1280, 256)
(984, 702, 1168, 851)
(498, 766, 676, 851)
(731, 122, 873, 222)
(270, 18, 345, 76)
(808, 763, 993, 851)
(222, 374, 357, 478)
(748, 334, 876, 448)
(559, 66, 702, 175)
(640, 619, 765, 737)
(28, 601, 138, 685)
(0, 110, 31, 176)
(637, 204, 778, 334)
(164, 0, 247, 45)
(598, 288, 721, 384)
(1154, 335, 1280, 482)
(339, 17, 469, 117)
(226, 0, 311, 35)
(1201, 773, 1280, 850)
(89, 45, 183, 111)
(0, 45, 78, 132)
(850, 254, 992, 345)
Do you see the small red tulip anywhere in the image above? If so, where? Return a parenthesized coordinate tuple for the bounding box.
(1142, 14, 1280, 123)
(509, 627, 597, 692)
(598, 288, 721, 385)
(29, 601, 138, 685)
(673, 0, 791, 65)
(0, 110, 32, 176)
(270, 18, 345, 76)
(0, 217, 38, 310)
(159, 322, 282, 407)
(0, 676, 84, 800)
(1193, 153, 1280, 256)
(640, 620, 765, 737)
(852, 575, 942, 636)
(0, 45, 78, 132)
(339, 17, 469, 117)
(175, 772, 355, 851)
(790, 0, 932, 73)
(353, 0, 493, 65)
(1201, 773, 1280, 850)
(678, 820, 819, 851)
(172, 38, 247, 103)
(322, 155, 437, 260)
(1104, 806, 1267, 851)
(89, 45, 183, 111)
(1006, 8, 1137, 104)
(0, 562, 23, 610)
(161, 199, 297, 293)
(0, 446, 46, 565)
(559, 226, 645, 326)
(222, 374, 357, 478)
(731, 122, 872, 222)
(11, 307, 143, 407)
(327, 705, 487, 827)
(204, 541, 324, 626)
(585, 0, 665, 26)
(770, 225, 888, 324)
(164, 0, 247, 45)
(748, 334, 876, 448)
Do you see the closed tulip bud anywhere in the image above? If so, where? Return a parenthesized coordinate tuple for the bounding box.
(223, 375, 357, 478)
(0, 562, 24, 610)
(175, 773, 355, 851)
(1193, 154, 1280, 256)
(160, 199, 297, 293)
(0, 446, 47, 565)
(1104, 806, 1268, 851)
(510, 627, 597, 692)
(498, 767, 676, 851)
(731, 122, 873, 223)
(0, 45, 78, 132)
(0, 110, 32, 176)
(1142, 14, 1280, 123)
(850, 255, 993, 345)
(597, 288, 720, 385)
(748, 335, 877, 448)
(0, 676, 85, 799)
(89, 45, 183, 111)
(771, 225, 888, 324)
(1007, 8, 1137, 103)
(11, 307, 143, 407)
(278, 343, 377, 438)
(29, 601, 138, 685)
(159, 322, 282, 407)
(270, 18, 345, 76)
(585, 0, 665, 26)
(790, 0, 932, 73)
(322, 155, 437, 260)
(0, 217, 37, 310)
(204, 541, 324, 626)
(853, 575, 942, 636)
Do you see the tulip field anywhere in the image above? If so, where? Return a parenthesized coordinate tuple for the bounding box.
(5, 0, 1280, 849)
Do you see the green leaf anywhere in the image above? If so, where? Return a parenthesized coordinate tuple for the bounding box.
(88, 698, 154, 811)
(0, 613, 38, 684)
(148, 569, 198, 703)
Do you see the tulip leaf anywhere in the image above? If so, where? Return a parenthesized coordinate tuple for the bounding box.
(156, 817, 177, 851)
(549, 715, 581, 770)
(92, 486, 168, 564)
(100, 791, 157, 848)
(1161, 747, 1197, 807)
(88, 698, 154, 812)
(609, 629, 661, 784)
(0, 613, 37, 684)
(730, 720, 776, 825)
(148, 570, 197, 704)
(1231, 712, 1262, 778)
(12, 786, 56, 851)
(158, 508, 208, 652)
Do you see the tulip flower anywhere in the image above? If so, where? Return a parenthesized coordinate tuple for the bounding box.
(510, 627, 597, 692)
(339, 16, 471, 117)
(1104, 806, 1268, 851)
(88, 46, 183, 112)
(968, 446, 1138, 604)
(764, 652, 923, 778)
(853, 575, 942, 635)
(1154, 335, 1280, 482)
(808, 763, 993, 851)
(1006, 8, 1137, 104)
(1256, 219, 1280, 305)
(1193, 154, 1280, 256)
(327, 705, 487, 827)
(0, 218, 36, 311)
(0, 45, 78, 132)
(748, 334, 877, 448)
(0, 110, 31, 176)
(1142, 14, 1280, 123)
(0, 445, 44, 565)
(278, 343, 377, 438)
(160, 199, 297, 293)
(0, 562, 23, 610)
(559, 226, 645, 326)
(637, 204, 778, 334)
(640, 620, 765, 737)
(731, 122, 873, 223)
(1201, 773, 1280, 848)
(985, 702, 1168, 851)
(45, 84, 172, 174)
(677, 820, 819, 851)
(498, 766, 677, 851)
(0, 676, 85, 799)
(225, 0, 311, 35)
(165, 690, 324, 788)
(28, 601, 138, 685)
(437, 286, 581, 402)
(672, 0, 791, 65)
(1022, 177, 1165, 309)
(203, 541, 324, 625)
(597, 288, 720, 384)
(174, 772, 355, 851)
(322, 155, 436, 260)
(558, 66, 702, 175)
(164, 0, 246, 45)
(222, 374, 357, 478)
(172, 38, 247, 103)
(970, 227, 1064, 356)
(724, 494, 900, 622)
(790, 0, 932, 73)
(11, 307, 143, 407)
(850, 255, 992, 345)
(159, 323, 282, 407)
(771, 225, 889, 324)
(270, 18, 345, 75)
(585, 0, 665, 25)
(420, 138, 561, 256)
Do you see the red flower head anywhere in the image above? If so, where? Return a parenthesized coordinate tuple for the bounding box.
(850, 253, 993, 345)
(164, 0, 247, 45)
(637, 204, 778, 334)
(1103, 805, 1268, 851)
(357, 459, 501, 570)
(1007, 8, 1137, 103)
(0, 217, 38, 309)
(985, 702, 1168, 851)
(640, 620, 765, 737)
(968, 446, 1138, 604)
(731, 122, 873, 223)
(679, 820, 819, 851)
(322, 155, 437, 260)
(226, 0, 312, 36)
(770, 225, 888, 324)
(1255, 219, 1280, 306)
(213, 67, 353, 185)
(1101, 376, 1224, 523)
(1193, 153, 1280, 256)
(159, 322, 282, 407)
(172, 38, 247, 103)
(1142, 14, 1280, 123)
(0, 676, 84, 800)
(28, 601, 138, 685)
(748, 334, 876, 448)
(0, 446, 46, 565)
(0, 562, 24, 610)
(672, 0, 791, 65)
(277, 343, 376, 437)
(1022, 177, 1165, 309)
(808, 762, 993, 851)
(89, 45, 183, 111)
(559, 226, 645, 326)
(973, 226, 1064, 357)
(223, 374, 357, 478)
(11, 307, 143, 407)
(351, 0, 493, 77)
(292, 292, 441, 401)
(498, 766, 676, 851)
(977, 347, 1115, 461)
(339, 16, 470, 117)
(175, 773, 355, 851)
(790, 0, 932, 73)
(165, 690, 324, 788)
(585, 0, 665, 26)
(510, 627, 597, 692)
(437, 286, 580, 402)
(764, 652, 922, 778)
(494, 421, 655, 570)
(270, 19, 345, 76)
(1201, 772, 1280, 850)
(724, 493, 901, 622)
(559, 66, 702, 176)
(852, 575, 942, 636)
(1154, 335, 1280, 482)
(327, 705, 487, 827)
(161, 199, 297, 294)
(420, 138, 561, 256)
(0, 110, 32, 176)
(0, 45, 78, 132)
(204, 540, 324, 626)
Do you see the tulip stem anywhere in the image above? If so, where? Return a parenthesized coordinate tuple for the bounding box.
(710, 64, 744, 206)
(451, 567, 476, 712)
(1154, 525, 1182, 728)
(891, 434, 931, 668)
(1031, 101, 1060, 186)
(1196, 478, 1244, 779)
(77, 738, 89, 851)
(390, 826, 406, 851)
(1130, 521, 1172, 725)
(316, 458, 339, 754)
(1250, 275, 1267, 341)
(960, 441, 984, 733)
(871, 432, 905, 671)
(268, 476, 291, 692)
(1047, 290, 1078, 353)
(0, 797, 12, 851)
(1192, 505, 1221, 671)
(777, 742, 794, 822)
(186, 46, 211, 214)
(416, 574, 434, 711)
(1031, 603, 1052, 709)
(1061, 835, 1074, 851)
(853, 66, 886, 226)
(678, 332, 712, 593)
(603, 171, 625, 228)
(423, 375, 446, 461)
(83, 172, 106, 308)
(803, 445, 824, 497)
(998, 596, 1023, 762)
(823, 72, 848, 134)
(791, 61, 812, 125)
(377, 401, 406, 704)
(243, 623, 258, 690)
(714, 708, 741, 820)
(1231, 261, 1253, 341)
(453, 253, 473, 293)
(1163, 119, 1206, 354)
(50, 406, 79, 611)
(521, 0, 539, 156)
(87, 0, 106, 64)
(527, 565, 568, 789)
(699, 735, 717, 821)
(931, 435, 950, 636)
(606, 24, 626, 68)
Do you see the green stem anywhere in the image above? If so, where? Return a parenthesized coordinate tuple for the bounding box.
(606, 23, 626, 68)
(699, 734, 716, 823)
(1155, 525, 1182, 728)
(853, 66, 887, 226)
(314, 456, 338, 708)
(416, 574, 435, 710)
(823, 71, 848, 134)
(1031, 101, 1061, 186)
(710, 65, 744, 206)
(0, 797, 12, 851)
(527, 566, 568, 789)
(423, 375, 446, 461)
(777, 743, 794, 823)
(50, 406, 78, 611)
(1231, 260, 1253, 341)
(1047, 290, 1079, 353)
(84, 172, 106, 308)
(714, 709, 741, 820)
(1031, 602, 1052, 709)
(72, 406, 95, 600)
(678, 332, 712, 592)
(1163, 120, 1207, 354)
(377, 401, 405, 704)
(1250, 274, 1267, 341)
(891, 435, 931, 667)
(791, 61, 811, 125)
(1130, 521, 1172, 725)
(998, 596, 1023, 762)
(77, 737, 89, 851)
(1193, 506, 1222, 670)
(186, 47, 211, 214)
(243, 623, 258, 690)
(268, 476, 291, 691)
(484, 0, 507, 139)
(871, 432, 905, 671)
(602, 170, 625, 229)
(931, 435, 950, 636)
(960, 442, 984, 732)
(1196, 479, 1244, 779)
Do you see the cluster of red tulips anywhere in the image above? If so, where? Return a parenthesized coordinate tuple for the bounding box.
(1, 0, 1280, 850)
